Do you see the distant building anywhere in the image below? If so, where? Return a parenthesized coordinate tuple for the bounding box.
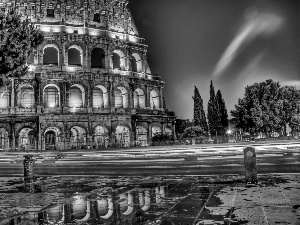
(0, 0, 176, 151)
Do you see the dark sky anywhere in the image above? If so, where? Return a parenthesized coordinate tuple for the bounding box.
(128, 0, 300, 120)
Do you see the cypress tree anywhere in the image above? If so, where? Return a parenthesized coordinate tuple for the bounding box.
(207, 81, 221, 135)
(193, 86, 208, 132)
(0, 8, 44, 78)
(216, 90, 229, 134)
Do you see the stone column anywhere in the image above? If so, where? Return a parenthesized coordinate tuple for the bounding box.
(147, 122, 152, 144)
(244, 147, 258, 184)
(159, 87, 164, 109)
(10, 78, 15, 114)
(145, 85, 149, 108)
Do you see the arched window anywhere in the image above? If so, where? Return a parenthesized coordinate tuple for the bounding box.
(68, 48, 82, 66)
(20, 86, 35, 108)
(94, 126, 109, 148)
(131, 55, 137, 72)
(152, 126, 161, 137)
(0, 87, 9, 109)
(112, 53, 121, 70)
(0, 128, 9, 150)
(44, 86, 59, 108)
(150, 90, 160, 110)
(70, 126, 87, 149)
(45, 130, 56, 150)
(69, 86, 83, 108)
(132, 53, 142, 72)
(165, 127, 172, 136)
(93, 88, 104, 108)
(91, 48, 105, 68)
(116, 126, 130, 147)
(114, 87, 128, 109)
(133, 88, 145, 109)
(43, 47, 58, 66)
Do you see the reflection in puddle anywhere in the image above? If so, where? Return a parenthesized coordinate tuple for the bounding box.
(0, 176, 242, 225)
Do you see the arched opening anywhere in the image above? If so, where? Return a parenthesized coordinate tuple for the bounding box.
(43, 85, 59, 108)
(0, 86, 9, 109)
(0, 128, 9, 150)
(133, 88, 145, 109)
(69, 85, 83, 108)
(150, 90, 160, 110)
(114, 87, 128, 109)
(72, 196, 87, 220)
(20, 86, 35, 108)
(27, 52, 34, 64)
(46, 205, 64, 224)
(152, 126, 161, 137)
(19, 128, 36, 150)
(94, 126, 109, 148)
(115, 126, 130, 148)
(136, 126, 147, 146)
(70, 126, 87, 149)
(45, 130, 56, 150)
(43, 47, 59, 66)
(97, 199, 108, 217)
(130, 55, 137, 72)
(93, 85, 108, 108)
(112, 52, 121, 70)
(68, 48, 82, 66)
(165, 127, 172, 136)
(91, 48, 105, 68)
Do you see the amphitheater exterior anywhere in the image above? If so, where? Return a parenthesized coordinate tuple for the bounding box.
(0, 0, 176, 151)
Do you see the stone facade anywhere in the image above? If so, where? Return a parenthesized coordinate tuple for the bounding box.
(0, 0, 176, 151)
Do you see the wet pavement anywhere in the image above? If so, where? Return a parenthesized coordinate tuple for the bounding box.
(0, 174, 300, 225)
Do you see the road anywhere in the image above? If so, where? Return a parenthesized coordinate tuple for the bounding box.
(0, 141, 299, 176)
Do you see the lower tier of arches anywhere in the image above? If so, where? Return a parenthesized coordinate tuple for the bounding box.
(0, 115, 175, 151)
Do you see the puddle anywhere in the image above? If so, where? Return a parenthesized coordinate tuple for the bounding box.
(0, 176, 244, 225)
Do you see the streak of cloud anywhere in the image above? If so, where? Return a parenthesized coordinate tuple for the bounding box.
(213, 13, 284, 79)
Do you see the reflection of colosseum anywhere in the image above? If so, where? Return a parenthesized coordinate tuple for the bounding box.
(0, 0, 176, 151)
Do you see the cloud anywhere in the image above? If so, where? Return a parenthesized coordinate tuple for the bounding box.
(213, 13, 284, 79)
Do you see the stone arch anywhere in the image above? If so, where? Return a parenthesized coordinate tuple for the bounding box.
(122, 193, 134, 216)
(114, 86, 128, 109)
(151, 125, 162, 137)
(100, 197, 113, 219)
(93, 85, 109, 108)
(46, 205, 64, 224)
(69, 84, 85, 108)
(91, 47, 105, 68)
(94, 125, 109, 148)
(19, 85, 35, 108)
(70, 125, 88, 149)
(136, 125, 147, 146)
(0, 86, 9, 109)
(44, 127, 61, 150)
(115, 125, 130, 147)
(112, 49, 125, 70)
(133, 88, 145, 109)
(72, 195, 87, 221)
(0, 128, 9, 150)
(42, 44, 59, 66)
(97, 199, 109, 217)
(68, 45, 83, 66)
(141, 190, 151, 211)
(164, 126, 172, 136)
(43, 84, 60, 108)
(18, 127, 36, 150)
(150, 89, 160, 110)
(131, 53, 142, 73)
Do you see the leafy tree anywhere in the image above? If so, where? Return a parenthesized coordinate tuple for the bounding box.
(207, 81, 221, 135)
(231, 79, 300, 136)
(175, 119, 191, 135)
(193, 86, 208, 132)
(151, 133, 173, 142)
(183, 126, 207, 138)
(0, 8, 44, 78)
(216, 90, 228, 134)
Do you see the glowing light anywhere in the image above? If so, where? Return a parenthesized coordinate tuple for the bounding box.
(28, 65, 36, 71)
(213, 13, 283, 78)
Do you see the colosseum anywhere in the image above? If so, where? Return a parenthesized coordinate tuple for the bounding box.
(0, 0, 176, 151)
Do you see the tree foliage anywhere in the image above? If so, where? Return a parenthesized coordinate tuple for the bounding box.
(0, 8, 44, 78)
(207, 81, 222, 135)
(231, 79, 300, 136)
(216, 90, 228, 134)
(151, 133, 174, 142)
(193, 86, 208, 131)
(183, 126, 207, 138)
